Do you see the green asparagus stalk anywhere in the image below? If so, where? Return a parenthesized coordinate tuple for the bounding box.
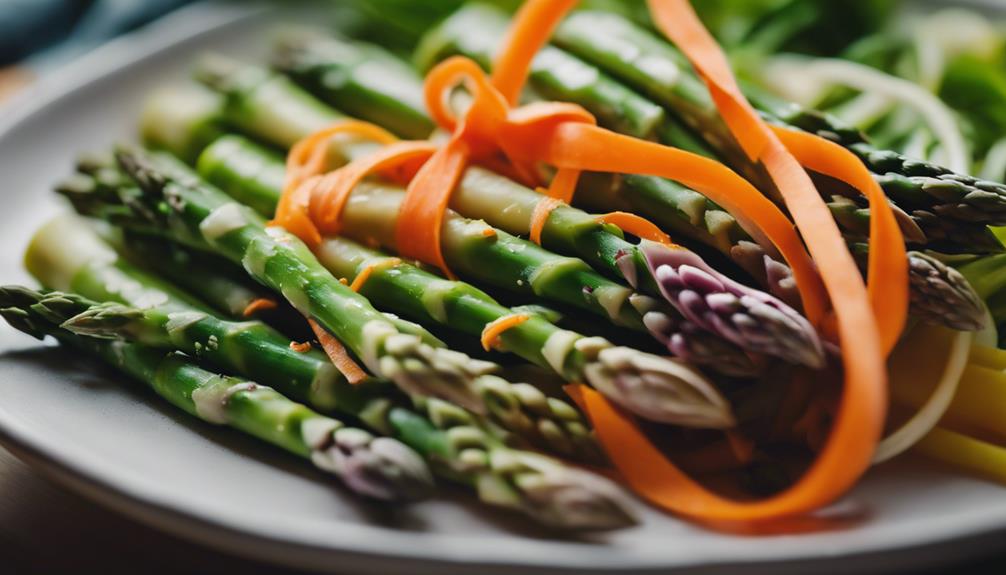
(282, 27, 668, 141)
(20, 219, 643, 527)
(550, 9, 1006, 231)
(191, 58, 824, 368)
(271, 30, 435, 140)
(107, 228, 289, 319)
(0, 286, 433, 502)
(113, 146, 499, 413)
(26, 214, 380, 414)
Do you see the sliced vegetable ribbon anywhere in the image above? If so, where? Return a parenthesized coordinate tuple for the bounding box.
(494, 0, 907, 523)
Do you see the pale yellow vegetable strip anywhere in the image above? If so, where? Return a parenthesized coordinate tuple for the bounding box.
(892, 363, 1006, 442)
(873, 329, 972, 464)
(969, 344, 1006, 371)
(913, 427, 1006, 485)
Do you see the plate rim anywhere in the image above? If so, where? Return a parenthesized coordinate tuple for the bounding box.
(1, 2, 1006, 573)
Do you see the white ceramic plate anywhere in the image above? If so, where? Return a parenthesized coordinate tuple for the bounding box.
(2, 2, 1006, 574)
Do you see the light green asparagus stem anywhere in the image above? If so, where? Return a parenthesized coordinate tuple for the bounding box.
(552, 9, 1006, 233)
(272, 30, 436, 140)
(108, 148, 497, 413)
(25, 215, 375, 415)
(0, 286, 433, 502)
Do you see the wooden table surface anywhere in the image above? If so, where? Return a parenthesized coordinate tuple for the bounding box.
(2, 442, 1006, 575)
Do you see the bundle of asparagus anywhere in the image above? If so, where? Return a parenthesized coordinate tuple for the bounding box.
(187, 56, 825, 370)
(6, 0, 1006, 535)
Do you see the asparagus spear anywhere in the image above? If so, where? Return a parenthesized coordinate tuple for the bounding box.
(905, 251, 988, 332)
(107, 228, 290, 320)
(279, 27, 668, 141)
(0, 286, 432, 502)
(550, 9, 1006, 230)
(192, 58, 824, 368)
(112, 146, 499, 413)
(271, 30, 435, 140)
(26, 214, 381, 413)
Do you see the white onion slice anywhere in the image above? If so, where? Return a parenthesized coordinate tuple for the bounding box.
(765, 56, 969, 174)
(980, 138, 1006, 183)
(873, 329, 973, 464)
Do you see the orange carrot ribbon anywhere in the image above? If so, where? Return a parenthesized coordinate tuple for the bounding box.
(496, 0, 906, 524)
(307, 318, 368, 385)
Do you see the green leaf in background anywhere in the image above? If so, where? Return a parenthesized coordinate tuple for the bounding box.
(940, 53, 1006, 159)
(692, 0, 897, 56)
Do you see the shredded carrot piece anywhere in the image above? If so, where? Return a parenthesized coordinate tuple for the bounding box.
(491, 0, 579, 104)
(308, 141, 437, 236)
(289, 341, 312, 353)
(481, 228, 497, 238)
(307, 318, 368, 384)
(393, 139, 470, 279)
(529, 195, 565, 245)
(273, 121, 400, 246)
(349, 258, 402, 293)
(596, 212, 675, 247)
(338, 277, 348, 285)
(480, 313, 531, 351)
(769, 126, 907, 352)
(242, 297, 277, 318)
(545, 167, 581, 203)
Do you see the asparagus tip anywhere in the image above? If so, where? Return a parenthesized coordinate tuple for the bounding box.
(579, 337, 735, 428)
(315, 427, 434, 501)
(507, 452, 638, 531)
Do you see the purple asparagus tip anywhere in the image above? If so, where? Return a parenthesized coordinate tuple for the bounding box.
(639, 241, 825, 369)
